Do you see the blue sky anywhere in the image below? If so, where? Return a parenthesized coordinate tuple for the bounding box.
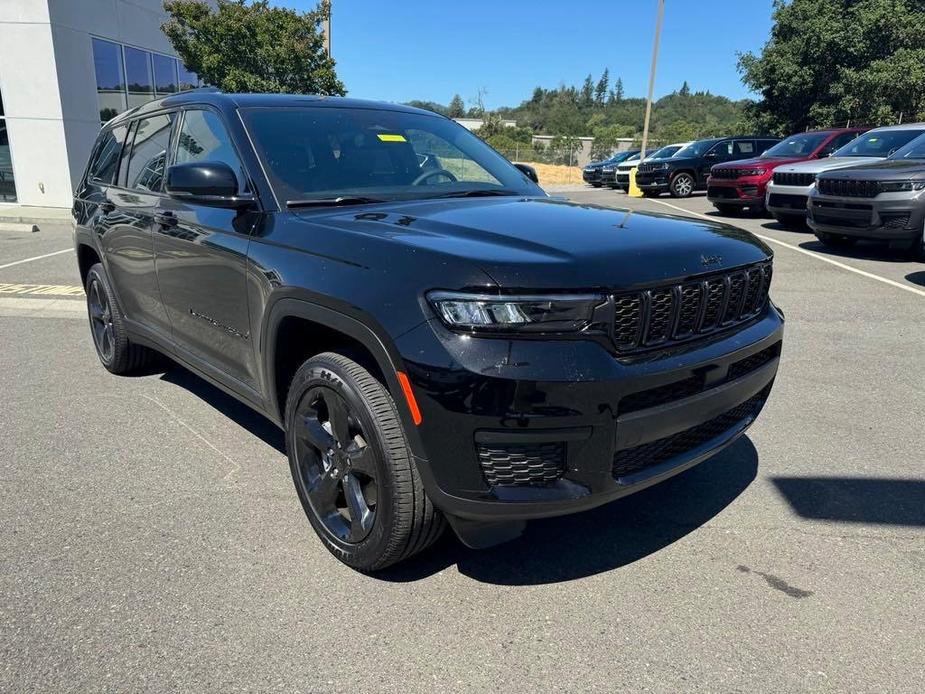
(276, 0, 775, 109)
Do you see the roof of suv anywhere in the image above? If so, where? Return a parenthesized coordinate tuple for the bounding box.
(107, 89, 441, 127)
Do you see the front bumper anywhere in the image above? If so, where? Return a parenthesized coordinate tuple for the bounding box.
(635, 171, 671, 191)
(395, 304, 784, 524)
(807, 191, 925, 241)
(582, 169, 601, 185)
(707, 179, 767, 207)
(765, 182, 811, 217)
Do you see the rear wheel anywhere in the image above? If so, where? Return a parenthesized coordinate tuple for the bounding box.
(285, 352, 444, 571)
(85, 263, 155, 374)
(670, 172, 695, 198)
(815, 231, 858, 248)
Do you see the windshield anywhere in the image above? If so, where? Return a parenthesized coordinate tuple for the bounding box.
(889, 131, 925, 160)
(761, 132, 829, 157)
(674, 139, 717, 158)
(838, 129, 925, 159)
(241, 107, 543, 204)
(648, 145, 681, 160)
(610, 150, 637, 163)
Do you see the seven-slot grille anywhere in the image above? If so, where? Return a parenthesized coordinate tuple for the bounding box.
(610, 262, 772, 354)
(773, 171, 815, 187)
(817, 178, 881, 197)
(710, 168, 743, 179)
(636, 162, 664, 174)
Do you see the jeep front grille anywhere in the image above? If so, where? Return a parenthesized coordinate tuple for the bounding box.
(817, 178, 881, 197)
(773, 172, 815, 187)
(608, 262, 772, 354)
(710, 168, 742, 179)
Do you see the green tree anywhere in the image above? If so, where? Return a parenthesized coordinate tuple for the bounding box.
(580, 74, 595, 108)
(613, 77, 624, 101)
(448, 93, 466, 118)
(679, 80, 691, 97)
(162, 0, 344, 95)
(594, 68, 610, 106)
(738, 0, 925, 133)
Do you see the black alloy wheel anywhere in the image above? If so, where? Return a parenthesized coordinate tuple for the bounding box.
(293, 385, 378, 543)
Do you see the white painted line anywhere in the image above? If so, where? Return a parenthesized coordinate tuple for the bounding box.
(0, 296, 85, 319)
(0, 248, 73, 271)
(649, 198, 925, 299)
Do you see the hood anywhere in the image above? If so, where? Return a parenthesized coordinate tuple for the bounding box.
(817, 159, 925, 181)
(295, 197, 771, 290)
(773, 156, 884, 175)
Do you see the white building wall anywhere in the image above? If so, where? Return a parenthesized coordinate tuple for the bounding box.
(0, 0, 191, 208)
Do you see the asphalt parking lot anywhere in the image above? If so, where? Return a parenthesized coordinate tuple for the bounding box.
(1, 194, 923, 692)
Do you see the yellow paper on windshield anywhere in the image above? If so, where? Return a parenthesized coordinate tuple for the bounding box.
(377, 133, 407, 142)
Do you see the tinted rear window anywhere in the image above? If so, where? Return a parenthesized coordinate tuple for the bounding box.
(87, 125, 128, 184)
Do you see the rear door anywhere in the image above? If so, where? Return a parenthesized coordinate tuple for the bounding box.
(153, 106, 258, 389)
(102, 113, 176, 338)
(730, 139, 757, 162)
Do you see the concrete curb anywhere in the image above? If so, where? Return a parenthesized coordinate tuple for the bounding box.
(0, 222, 41, 233)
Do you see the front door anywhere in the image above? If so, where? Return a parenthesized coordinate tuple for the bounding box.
(153, 107, 258, 389)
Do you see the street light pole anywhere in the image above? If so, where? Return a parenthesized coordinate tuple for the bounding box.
(639, 0, 665, 160)
(323, 0, 332, 57)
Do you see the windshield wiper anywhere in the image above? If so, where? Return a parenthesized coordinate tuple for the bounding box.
(286, 195, 386, 208)
(428, 189, 522, 199)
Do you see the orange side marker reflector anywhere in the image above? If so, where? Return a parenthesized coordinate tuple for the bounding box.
(396, 371, 423, 426)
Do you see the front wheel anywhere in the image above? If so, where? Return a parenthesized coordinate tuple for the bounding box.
(285, 352, 444, 571)
(670, 172, 695, 198)
(815, 231, 858, 248)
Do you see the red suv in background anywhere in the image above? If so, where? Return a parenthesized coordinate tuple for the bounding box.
(707, 128, 866, 215)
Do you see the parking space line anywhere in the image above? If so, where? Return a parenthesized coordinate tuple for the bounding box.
(648, 198, 925, 299)
(0, 248, 73, 271)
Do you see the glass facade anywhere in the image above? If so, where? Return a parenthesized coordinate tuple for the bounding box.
(0, 85, 16, 202)
(92, 38, 199, 124)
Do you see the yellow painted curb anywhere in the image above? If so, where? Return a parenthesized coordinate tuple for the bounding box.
(628, 167, 643, 197)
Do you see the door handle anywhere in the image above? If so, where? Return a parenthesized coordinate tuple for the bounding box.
(100, 201, 115, 214)
(154, 210, 178, 228)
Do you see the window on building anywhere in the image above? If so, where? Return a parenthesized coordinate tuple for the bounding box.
(153, 54, 178, 96)
(178, 64, 200, 91)
(125, 114, 174, 192)
(0, 88, 15, 202)
(175, 110, 246, 190)
(124, 46, 154, 109)
(92, 38, 127, 124)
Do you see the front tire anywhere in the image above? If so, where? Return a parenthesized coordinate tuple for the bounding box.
(84, 263, 155, 374)
(285, 352, 444, 571)
(670, 172, 695, 198)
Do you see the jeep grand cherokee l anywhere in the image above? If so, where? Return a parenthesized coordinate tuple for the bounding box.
(808, 132, 925, 257)
(765, 125, 925, 228)
(73, 91, 783, 571)
(611, 143, 689, 191)
(635, 136, 780, 198)
(707, 128, 864, 215)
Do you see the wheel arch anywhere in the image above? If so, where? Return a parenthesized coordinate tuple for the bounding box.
(76, 242, 102, 287)
(262, 297, 425, 455)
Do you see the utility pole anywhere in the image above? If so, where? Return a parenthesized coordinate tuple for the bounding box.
(639, 0, 665, 160)
(323, 0, 332, 57)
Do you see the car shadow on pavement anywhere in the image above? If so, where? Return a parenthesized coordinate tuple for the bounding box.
(771, 477, 925, 527)
(906, 270, 925, 286)
(760, 220, 811, 234)
(796, 238, 917, 263)
(377, 437, 758, 585)
(159, 364, 286, 454)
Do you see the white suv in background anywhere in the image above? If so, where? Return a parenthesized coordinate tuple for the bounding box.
(765, 125, 925, 228)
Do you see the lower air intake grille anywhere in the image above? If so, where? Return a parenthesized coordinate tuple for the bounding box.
(612, 387, 769, 479)
(478, 442, 565, 487)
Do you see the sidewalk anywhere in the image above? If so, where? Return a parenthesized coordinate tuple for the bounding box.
(0, 205, 73, 227)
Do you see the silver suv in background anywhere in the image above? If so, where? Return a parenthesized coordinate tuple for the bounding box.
(807, 133, 925, 257)
(766, 125, 925, 228)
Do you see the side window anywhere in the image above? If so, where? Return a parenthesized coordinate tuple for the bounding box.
(125, 113, 175, 192)
(733, 140, 755, 156)
(174, 109, 247, 191)
(758, 139, 778, 154)
(87, 125, 128, 184)
(708, 141, 733, 159)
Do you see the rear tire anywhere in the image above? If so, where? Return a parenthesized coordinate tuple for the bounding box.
(670, 172, 695, 198)
(84, 263, 155, 374)
(815, 231, 858, 248)
(285, 352, 444, 571)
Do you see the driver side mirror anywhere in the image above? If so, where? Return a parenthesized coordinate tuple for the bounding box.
(165, 161, 255, 208)
(513, 162, 539, 184)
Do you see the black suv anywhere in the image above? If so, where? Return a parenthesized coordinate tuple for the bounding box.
(73, 92, 784, 571)
(635, 136, 780, 198)
(583, 150, 638, 187)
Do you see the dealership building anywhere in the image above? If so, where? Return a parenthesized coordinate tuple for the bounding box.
(0, 0, 205, 209)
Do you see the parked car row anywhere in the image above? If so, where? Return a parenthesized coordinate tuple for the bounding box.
(584, 124, 925, 258)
